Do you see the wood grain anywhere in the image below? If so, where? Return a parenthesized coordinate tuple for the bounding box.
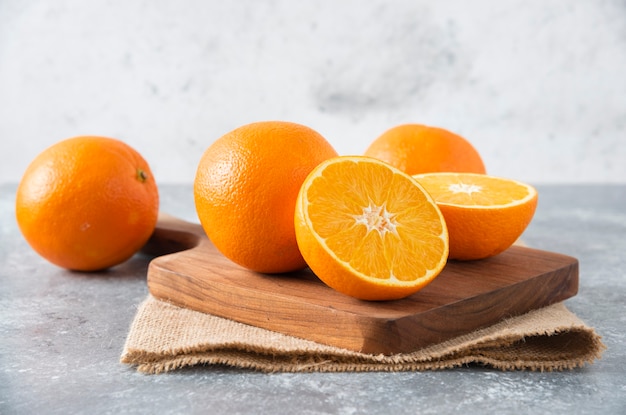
(145, 214, 579, 354)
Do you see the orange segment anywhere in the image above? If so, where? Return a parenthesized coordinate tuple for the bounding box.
(295, 156, 449, 301)
(413, 172, 538, 261)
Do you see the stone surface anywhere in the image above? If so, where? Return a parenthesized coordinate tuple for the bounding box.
(1, 183, 625, 414)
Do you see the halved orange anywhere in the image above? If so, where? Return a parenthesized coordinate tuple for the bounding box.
(294, 156, 449, 301)
(413, 172, 538, 261)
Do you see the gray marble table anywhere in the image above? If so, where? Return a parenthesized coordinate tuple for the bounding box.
(1, 183, 624, 414)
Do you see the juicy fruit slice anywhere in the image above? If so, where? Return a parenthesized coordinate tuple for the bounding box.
(295, 156, 449, 301)
(413, 172, 538, 261)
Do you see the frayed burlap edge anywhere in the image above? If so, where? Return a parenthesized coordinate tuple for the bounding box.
(120, 296, 605, 374)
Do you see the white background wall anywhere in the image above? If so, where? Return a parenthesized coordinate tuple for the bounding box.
(1, 0, 625, 184)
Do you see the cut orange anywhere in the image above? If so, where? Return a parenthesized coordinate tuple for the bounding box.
(294, 156, 449, 301)
(413, 172, 538, 261)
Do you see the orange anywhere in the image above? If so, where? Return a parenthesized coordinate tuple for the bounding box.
(413, 172, 538, 261)
(194, 121, 338, 273)
(364, 124, 486, 175)
(15, 136, 159, 271)
(295, 156, 449, 301)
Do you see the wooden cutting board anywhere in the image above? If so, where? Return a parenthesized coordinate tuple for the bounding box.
(143, 214, 579, 355)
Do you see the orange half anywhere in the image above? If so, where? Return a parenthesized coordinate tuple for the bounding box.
(295, 156, 449, 301)
(413, 172, 538, 260)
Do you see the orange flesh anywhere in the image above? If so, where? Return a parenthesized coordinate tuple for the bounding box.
(303, 158, 448, 283)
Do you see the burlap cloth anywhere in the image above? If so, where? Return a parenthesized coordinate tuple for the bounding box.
(120, 295, 604, 374)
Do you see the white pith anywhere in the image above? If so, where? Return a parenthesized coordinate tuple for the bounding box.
(352, 200, 399, 237)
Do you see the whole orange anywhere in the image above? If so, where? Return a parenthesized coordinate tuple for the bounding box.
(364, 124, 486, 175)
(194, 121, 338, 273)
(15, 136, 159, 271)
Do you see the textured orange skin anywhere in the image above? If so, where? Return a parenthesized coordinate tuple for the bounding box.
(440, 195, 538, 260)
(194, 121, 338, 273)
(294, 157, 449, 301)
(15, 136, 159, 271)
(364, 124, 486, 175)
